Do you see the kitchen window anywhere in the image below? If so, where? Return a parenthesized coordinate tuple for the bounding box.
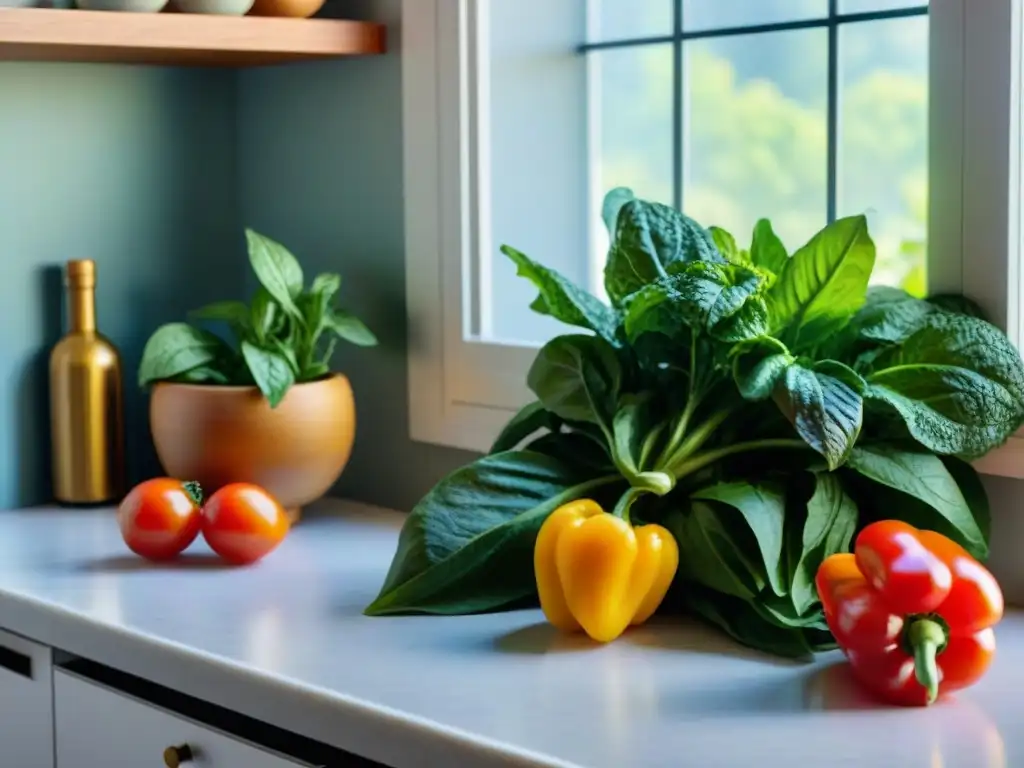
(403, 0, 1024, 475)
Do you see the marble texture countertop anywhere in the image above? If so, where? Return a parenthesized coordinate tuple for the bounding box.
(0, 499, 1019, 768)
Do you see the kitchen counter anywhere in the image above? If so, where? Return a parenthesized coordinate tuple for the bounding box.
(0, 499, 1019, 768)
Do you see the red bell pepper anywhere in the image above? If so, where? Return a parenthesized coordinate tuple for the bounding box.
(816, 520, 1003, 706)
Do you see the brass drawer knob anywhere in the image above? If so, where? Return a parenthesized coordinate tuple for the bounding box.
(163, 744, 194, 767)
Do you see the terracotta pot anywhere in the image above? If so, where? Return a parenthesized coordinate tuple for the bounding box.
(247, 0, 323, 17)
(149, 374, 355, 524)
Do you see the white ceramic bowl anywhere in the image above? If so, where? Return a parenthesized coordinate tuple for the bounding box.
(172, 0, 253, 14)
(75, 0, 167, 10)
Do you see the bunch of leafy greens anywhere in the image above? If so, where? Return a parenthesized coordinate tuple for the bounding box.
(138, 229, 377, 408)
(365, 188, 1022, 658)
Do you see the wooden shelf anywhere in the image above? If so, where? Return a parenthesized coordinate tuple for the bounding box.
(0, 8, 385, 66)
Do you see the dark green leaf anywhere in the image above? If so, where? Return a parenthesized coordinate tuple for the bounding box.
(678, 584, 818, 659)
(524, 430, 615, 474)
(624, 262, 769, 343)
(327, 310, 378, 347)
(138, 323, 227, 387)
(241, 340, 295, 408)
(502, 245, 620, 344)
(750, 218, 788, 276)
(864, 313, 1024, 456)
(846, 445, 987, 558)
(732, 337, 793, 400)
(941, 456, 991, 542)
(768, 215, 875, 350)
(774, 360, 865, 470)
(603, 198, 723, 304)
(928, 293, 989, 321)
(666, 502, 766, 600)
(365, 451, 616, 615)
(790, 473, 858, 615)
(246, 229, 303, 317)
(490, 401, 557, 454)
(527, 335, 621, 430)
(691, 482, 788, 597)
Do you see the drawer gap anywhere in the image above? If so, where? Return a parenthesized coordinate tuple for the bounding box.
(0, 643, 32, 679)
(56, 657, 383, 767)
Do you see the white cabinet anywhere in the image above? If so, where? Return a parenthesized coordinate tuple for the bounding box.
(0, 628, 54, 768)
(54, 668, 313, 768)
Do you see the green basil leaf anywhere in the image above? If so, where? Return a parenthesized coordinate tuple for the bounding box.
(301, 361, 331, 380)
(610, 393, 673, 492)
(863, 313, 1024, 456)
(666, 501, 766, 600)
(327, 310, 378, 347)
(846, 445, 987, 559)
(927, 293, 989, 321)
(190, 300, 250, 326)
(501, 245, 620, 345)
(246, 229, 303, 317)
(732, 337, 793, 400)
(774, 360, 865, 470)
(678, 583, 818, 658)
(709, 226, 747, 263)
(624, 262, 769, 343)
(241, 340, 295, 408)
(249, 287, 279, 343)
(790, 473, 858, 615)
(942, 456, 991, 542)
(170, 364, 231, 385)
(601, 186, 635, 239)
(138, 323, 227, 387)
(527, 334, 621, 430)
(365, 451, 617, 615)
(524, 430, 616, 474)
(690, 482, 788, 597)
(310, 273, 341, 304)
(768, 215, 875, 350)
(302, 273, 343, 341)
(269, 337, 301, 376)
(750, 218, 788, 276)
(603, 198, 723, 305)
(490, 401, 558, 454)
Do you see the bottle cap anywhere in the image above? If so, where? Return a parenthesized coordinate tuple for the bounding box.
(65, 259, 96, 288)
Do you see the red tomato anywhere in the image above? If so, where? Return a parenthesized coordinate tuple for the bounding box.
(201, 483, 289, 565)
(117, 478, 203, 561)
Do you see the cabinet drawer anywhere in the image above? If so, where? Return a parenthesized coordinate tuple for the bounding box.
(54, 668, 313, 768)
(0, 628, 54, 768)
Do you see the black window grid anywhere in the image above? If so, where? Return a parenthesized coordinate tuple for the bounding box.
(578, 2, 929, 223)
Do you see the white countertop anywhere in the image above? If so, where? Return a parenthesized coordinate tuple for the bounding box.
(0, 499, 1020, 768)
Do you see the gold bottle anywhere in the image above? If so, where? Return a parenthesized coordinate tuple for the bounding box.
(49, 259, 125, 504)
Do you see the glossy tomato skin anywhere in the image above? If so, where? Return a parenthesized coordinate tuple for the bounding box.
(118, 478, 203, 561)
(201, 483, 289, 565)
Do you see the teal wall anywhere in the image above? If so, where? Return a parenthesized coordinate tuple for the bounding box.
(0, 63, 240, 507)
(237, 4, 474, 512)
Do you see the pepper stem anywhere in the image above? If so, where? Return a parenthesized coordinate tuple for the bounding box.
(611, 487, 645, 524)
(182, 481, 204, 507)
(906, 617, 947, 705)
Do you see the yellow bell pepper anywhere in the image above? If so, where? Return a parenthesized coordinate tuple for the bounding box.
(534, 498, 679, 643)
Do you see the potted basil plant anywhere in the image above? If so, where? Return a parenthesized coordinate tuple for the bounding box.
(138, 229, 377, 523)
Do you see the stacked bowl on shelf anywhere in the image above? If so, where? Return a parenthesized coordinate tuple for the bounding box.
(70, 0, 324, 16)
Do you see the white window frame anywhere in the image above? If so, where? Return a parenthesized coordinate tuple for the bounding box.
(403, 0, 1024, 477)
